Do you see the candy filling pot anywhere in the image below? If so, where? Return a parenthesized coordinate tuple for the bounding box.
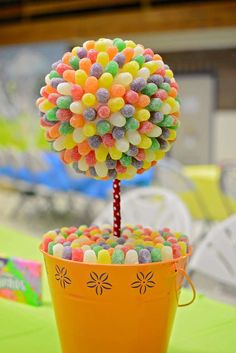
(41, 247, 195, 353)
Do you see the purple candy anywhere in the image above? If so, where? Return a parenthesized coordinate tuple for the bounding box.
(105, 156, 117, 169)
(96, 88, 110, 103)
(51, 78, 65, 88)
(121, 104, 135, 118)
(90, 63, 103, 78)
(164, 76, 171, 84)
(89, 167, 97, 176)
(126, 145, 138, 157)
(147, 74, 164, 86)
(132, 159, 144, 169)
(144, 54, 153, 62)
(102, 244, 110, 250)
(108, 169, 117, 178)
(160, 127, 170, 139)
(51, 60, 61, 70)
(88, 135, 102, 149)
(117, 237, 126, 245)
(130, 77, 146, 92)
(77, 48, 87, 59)
(112, 127, 125, 140)
(83, 108, 96, 121)
(113, 53, 126, 67)
(62, 246, 72, 260)
(158, 138, 168, 150)
(63, 242, 71, 247)
(150, 111, 164, 124)
(138, 248, 151, 263)
(164, 64, 170, 69)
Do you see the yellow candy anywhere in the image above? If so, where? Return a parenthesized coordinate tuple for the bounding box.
(138, 135, 152, 149)
(94, 40, 108, 52)
(64, 134, 76, 149)
(96, 52, 109, 67)
(97, 249, 111, 264)
(113, 72, 132, 87)
(161, 103, 171, 115)
(78, 158, 89, 171)
(126, 165, 136, 178)
(70, 101, 84, 114)
(143, 61, 159, 74)
(124, 40, 136, 48)
(143, 160, 151, 169)
(165, 69, 174, 78)
(155, 150, 165, 160)
(38, 100, 55, 113)
(73, 128, 85, 143)
(53, 136, 65, 151)
(178, 241, 187, 256)
(155, 243, 164, 249)
(135, 109, 150, 121)
(122, 61, 139, 77)
(72, 46, 80, 56)
(108, 97, 125, 112)
(75, 69, 87, 86)
(83, 123, 96, 137)
(78, 225, 87, 231)
(45, 74, 51, 85)
(95, 162, 108, 178)
(145, 149, 155, 162)
(82, 93, 96, 107)
(71, 239, 81, 249)
(99, 73, 113, 88)
(95, 145, 108, 162)
(109, 146, 122, 160)
(165, 97, 179, 113)
(168, 128, 177, 140)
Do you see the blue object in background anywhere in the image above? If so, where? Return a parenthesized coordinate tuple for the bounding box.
(0, 151, 155, 199)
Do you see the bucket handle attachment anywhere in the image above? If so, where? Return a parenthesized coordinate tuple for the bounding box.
(177, 268, 196, 307)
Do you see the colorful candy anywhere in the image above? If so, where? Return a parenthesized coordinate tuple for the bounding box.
(37, 38, 180, 180)
(42, 225, 190, 264)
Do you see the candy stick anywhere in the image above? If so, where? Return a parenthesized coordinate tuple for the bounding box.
(113, 179, 121, 238)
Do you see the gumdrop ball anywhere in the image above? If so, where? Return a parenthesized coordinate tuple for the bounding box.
(36, 38, 180, 180)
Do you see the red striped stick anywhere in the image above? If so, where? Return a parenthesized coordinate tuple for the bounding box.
(113, 179, 121, 238)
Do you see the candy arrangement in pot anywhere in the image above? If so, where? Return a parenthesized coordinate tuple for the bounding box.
(42, 225, 190, 264)
(36, 38, 180, 180)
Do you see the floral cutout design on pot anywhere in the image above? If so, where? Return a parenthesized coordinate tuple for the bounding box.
(55, 265, 72, 288)
(131, 271, 156, 295)
(87, 272, 112, 295)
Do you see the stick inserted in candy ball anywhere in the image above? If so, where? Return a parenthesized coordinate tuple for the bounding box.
(113, 179, 121, 238)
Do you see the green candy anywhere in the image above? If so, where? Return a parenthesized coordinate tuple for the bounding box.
(92, 245, 103, 256)
(105, 61, 119, 77)
(163, 241, 172, 246)
(113, 38, 126, 52)
(96, 120, 111, 135)
(150, 138, 160, 151)
(147, 98, 163, 111)
(151, 248, 162, 262)
(69, 56, 80, 70)
(110, 242, 118, 248)
(159, 82, 171, 92)
(48, 241, 55, 255)
(120, 154, 132, 167)
(46, 107, 58, 121)
(56, 96, 72, 109)
(49, 70, 61, 79)
(133, 55, 145, 67)
(141, 83, 158, 96)
(125, 118, 139, 130)
(158, 115, 174, 127)
(59, 122, 74, 135)
(171, 121, 180, 130)
(112, 249, 125, 264)
(76, 230, 83, 236)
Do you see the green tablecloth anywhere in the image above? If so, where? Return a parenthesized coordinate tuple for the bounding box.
(1, 225, 236, 353)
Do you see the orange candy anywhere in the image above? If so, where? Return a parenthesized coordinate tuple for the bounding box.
(110, 84, 126, 97)
(84, 40, 95, 50)
(49, 122, 61, 139)
(107, 46, 118, 60)
(44, 85, 57, 94)
(169, 87, 177, 98)
(153, 54, 162, 61)
(79, 58, 92, 74)
(85, 76, 99, 94)
(77, 140, 91, 155)
(63, 70, 76, 83)
(61, 149, 74, 164)
(62, 52, 72, 65)
(123, 47, 134, 63)
(36, 97, 44, 106)
(70, 115, 85, 128)
(137, 94, 150, 108)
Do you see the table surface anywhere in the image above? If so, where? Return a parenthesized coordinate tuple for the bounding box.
(1, 225, 236, 353)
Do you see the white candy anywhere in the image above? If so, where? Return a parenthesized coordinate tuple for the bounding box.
(70, 101, 84, 114)
(57, 82, 72, 95)
(126, 131, 141, 145)
(53, 136, 65, 151)
(73, 128, 85, 143)
(115, 138, 129, 152)
(53, 243, 64, 258)
(78, 158, 89, 171)
(146, 125, 162, 138)
(161, 246, 173, 260)
(84, 250, 97, 263)
(125, 249, 139, 264)
(95, 162, 108, 177)
(136, 67, 150, 80)
(110, 112, 126, 127)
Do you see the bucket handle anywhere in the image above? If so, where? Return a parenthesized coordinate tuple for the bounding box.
(177, 268, 196, 307)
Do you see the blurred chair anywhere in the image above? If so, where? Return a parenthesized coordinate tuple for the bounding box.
(189, 214, 236, 304)
(93, 186, 192, 235)
(219, 160, 236, 215)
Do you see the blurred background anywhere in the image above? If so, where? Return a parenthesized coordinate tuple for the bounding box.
(0, 0, 236, 306)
